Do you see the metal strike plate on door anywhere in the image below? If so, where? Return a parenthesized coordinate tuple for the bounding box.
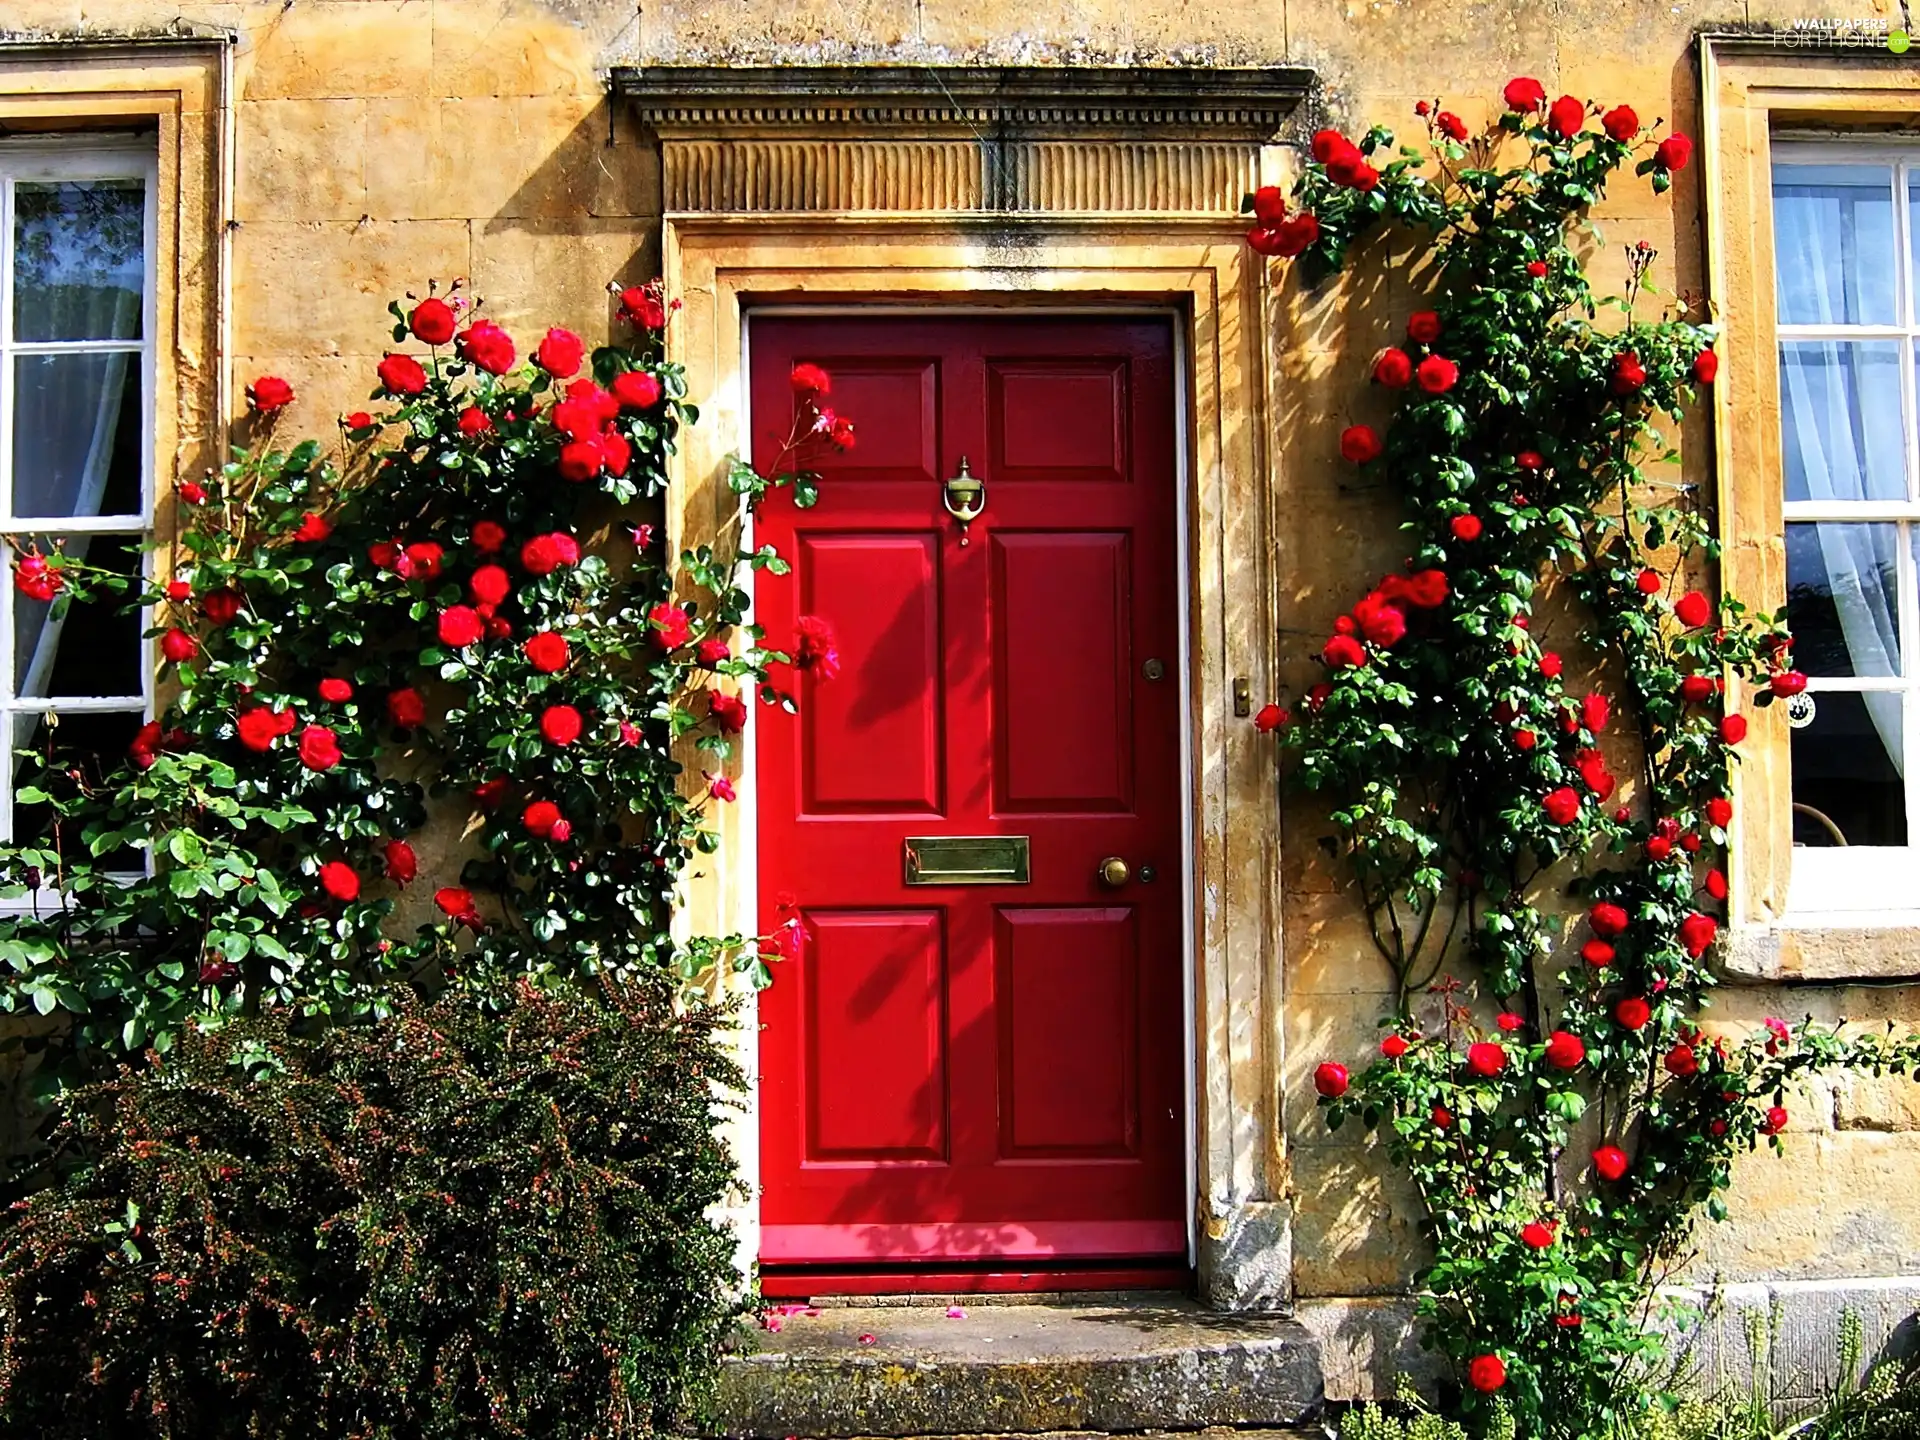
(904, 835, 1031, 886)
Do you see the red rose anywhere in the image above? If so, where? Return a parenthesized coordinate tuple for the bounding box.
(1313, 1061, 1349, 1098)
(558, 438, 604, 483)
(1504, 76, 1546, 110)
(1678, 911, 1719, 958)
(1322, 633, 1367, 669)
(1577, 749, 1615, 799)
(1705, 796, 1733, 828)
(1582, 939, 1615, 970)
(293, 724, 342, 770)
(650, 602, 693, 651)
(472, 520, 507, 554)
(791, 362, 832, 395)
(1250, 184, 1288, 223)
(1432, 1105, 1453, 1128)
(1436, 111, 1468, 141)
(1592, 1144, 1630, 1181)
(470, 565, 511, 607)
(1521, 1220, 1557, 1249)
(368, 542, 403, 573)
(1614, 996, 1652, 1030)
(1267, 212, 1321, 256)
(1720, 714, 1748, 745)
(1310, 129, 1354, 164)
(1515, 450, 1545, 474)
(523, 799, 562, 838)
(613, 369, 662, 410)
(1656, 134, 1693, 171)
(1761, 1105, 1787, 1135)
(618, 283, 669, 329)
(318, 678, 353, 703)
(828, 414, 857, 449)
(1380, 1034, 1410, 1058)
(247, 375, 294, 412)
(472, 778, 509, 808)
(1402, 569, 1449, 609)
(161, 629, 197, 664)
(1590, 902, 1630, 937)
(1601, 104, 1639, 140)
(1544, 1030, 1586, 1070)
(1636, 568, 1663, 594)
(410, 297, 457, 346)
(438, 606, 485, 648)
(383, 840, 417, 886)
(1340, 424, 1382, 464)
(387, 688, 427, 729)
(434, 886, 476, 918)
(1539, 651, 1563, 678)
(404, 542, 443, 580)
(236, 706, 287, 752)
(1497, 1012, 1525, 1032)
(458, 405, 492, 436)
(1547, 94, 1586, 138)
(1527, 260, 1548, 278)
(456, 320, 517, 375)
(1770, 670, 1807, 698)
(540, 704, 583, 746)
(1665, 1043, 1699, 1078)
(1610, 352, 1647, 395)
(344, 411, 373, 431)
(519, 535, 563, 576)
(1582, 693, 1610, 733)
(178, 481, 209, 505)
(202, 589, 243, 626)
(1415, 354, 1459, 394)
(319, 860, 360, 902)
(1468, 1354, 1507, 1393)
(1679, 674, 1716, 703)
(13, 554, 61, 603)
(707, 690, 748, 733)
(549, 534, 580, 566)
(1373, 347, 1413, 388)
(1543, 786, 1581, 826)
(1674, 590, 1712, 628)
(534, 327, 585, 377)
(794, 614, 840, 677)
(1467, 1041, 1507, 1076)
(1707, 869, 1729, 900)
(1329, 153, 1379, 191)
(1253, 703, 1289, 733)
(1514, 729, 1536, 751)
(524, 631, 570, 673)
(377, 353, 427, 396)
(1647, 835, 1673, 861)
(293, 512, 331, 543)
(707, 774, 736, 803)
(1692, 347, 1718, 384)
(692, 636, 730, 669)
(1355, 593, 1407, 647)
(1450, 514, 1482, 543)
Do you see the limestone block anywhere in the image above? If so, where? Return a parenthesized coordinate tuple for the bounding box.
(430, 0, 609, 98)
(236, 98, 368, 223)
(1836, 1074, 1920, 1133)
(1285, 891, 1407, 998)
(231, 218, 472, 360)
(238, 0, 435, 102)
(638, 0, 917, 63)
(1288, 1137, 1427, 1297)
(467, 218, 659, 342)
(1199, 1198, 1295, 1312)
(1294, 1295, 1440, 1402)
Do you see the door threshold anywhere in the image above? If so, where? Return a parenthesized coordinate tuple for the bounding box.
(760, 1262, 1191, 1301)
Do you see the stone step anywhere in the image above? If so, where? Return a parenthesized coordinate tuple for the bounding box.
(707, 1299, 1327, 1438)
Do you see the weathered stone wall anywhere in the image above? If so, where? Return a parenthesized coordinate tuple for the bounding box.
(7, 0, 1919, 1356)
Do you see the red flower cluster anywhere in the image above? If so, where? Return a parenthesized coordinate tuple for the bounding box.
(12, 551, 63, 603)
(1313, 128, 1379, 191)
(1245, 185, 1321, 258)
(550, 378, 632, 483)
(1320, 569, 1449, 668)
(456, 320, 516, 375)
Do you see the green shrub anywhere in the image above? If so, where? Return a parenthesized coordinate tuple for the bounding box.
(0, 978, 745, 1439)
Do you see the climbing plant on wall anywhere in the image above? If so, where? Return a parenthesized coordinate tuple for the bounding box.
(0, 280, 849, 1084)
(1248, 84, 1920, 1439)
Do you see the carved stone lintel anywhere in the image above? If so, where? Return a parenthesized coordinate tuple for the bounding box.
(613, 64, 1312, 217)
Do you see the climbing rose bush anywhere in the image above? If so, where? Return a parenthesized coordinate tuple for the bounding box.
(0, 279, 849, 1084)
(1247, 87, 1920, 1438)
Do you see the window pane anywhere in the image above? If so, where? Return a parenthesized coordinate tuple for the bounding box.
(1779, 341, 1906, 502)
(1791, 690, 1907, 847)
(13, 532, 143, 698)
(12, 178, 145, 342)
(1786, 523, 1902, 678)
(9, 708, 144, 861)
(1773, 162, 1897, 325)
(9, 352, 143, 520)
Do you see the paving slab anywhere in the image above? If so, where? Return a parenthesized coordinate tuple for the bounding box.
(707, 1299, 1326, 1437)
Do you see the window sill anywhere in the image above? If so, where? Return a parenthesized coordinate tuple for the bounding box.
(1722, 921, 1920, 983)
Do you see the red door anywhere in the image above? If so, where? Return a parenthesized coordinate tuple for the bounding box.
(752, 314, 1186, 1285)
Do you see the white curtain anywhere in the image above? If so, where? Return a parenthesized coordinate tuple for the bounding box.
(1775, 169, 1906, 778)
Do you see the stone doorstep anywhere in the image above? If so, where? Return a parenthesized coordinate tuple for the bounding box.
(706, 1298, 1327, 1438)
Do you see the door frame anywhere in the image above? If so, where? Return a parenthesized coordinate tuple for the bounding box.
(741, 302, 1202, 1278)
(663, 215, 1294, 1307)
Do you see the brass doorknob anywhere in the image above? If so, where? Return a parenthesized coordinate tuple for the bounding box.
(1098, 856, 1130, 887)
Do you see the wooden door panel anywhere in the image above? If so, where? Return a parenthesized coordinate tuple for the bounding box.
(988, 358, 1129, 482)
(798, 532, 944, 815)
(802, 909, 949, 1163)
(996, 906, 1140, 1158)
(991, 530, 1133, 814)
(754, 313, 1185, 1276)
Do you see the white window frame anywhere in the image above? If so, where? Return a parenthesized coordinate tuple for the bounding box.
(0, 136, 157, 863)
(1773, 137, 1920, 920)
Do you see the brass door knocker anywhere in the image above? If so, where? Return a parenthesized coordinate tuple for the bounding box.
(942, 456, 986, 545)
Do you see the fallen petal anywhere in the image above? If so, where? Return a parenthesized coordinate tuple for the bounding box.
(945, 1306, 966, 1319)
